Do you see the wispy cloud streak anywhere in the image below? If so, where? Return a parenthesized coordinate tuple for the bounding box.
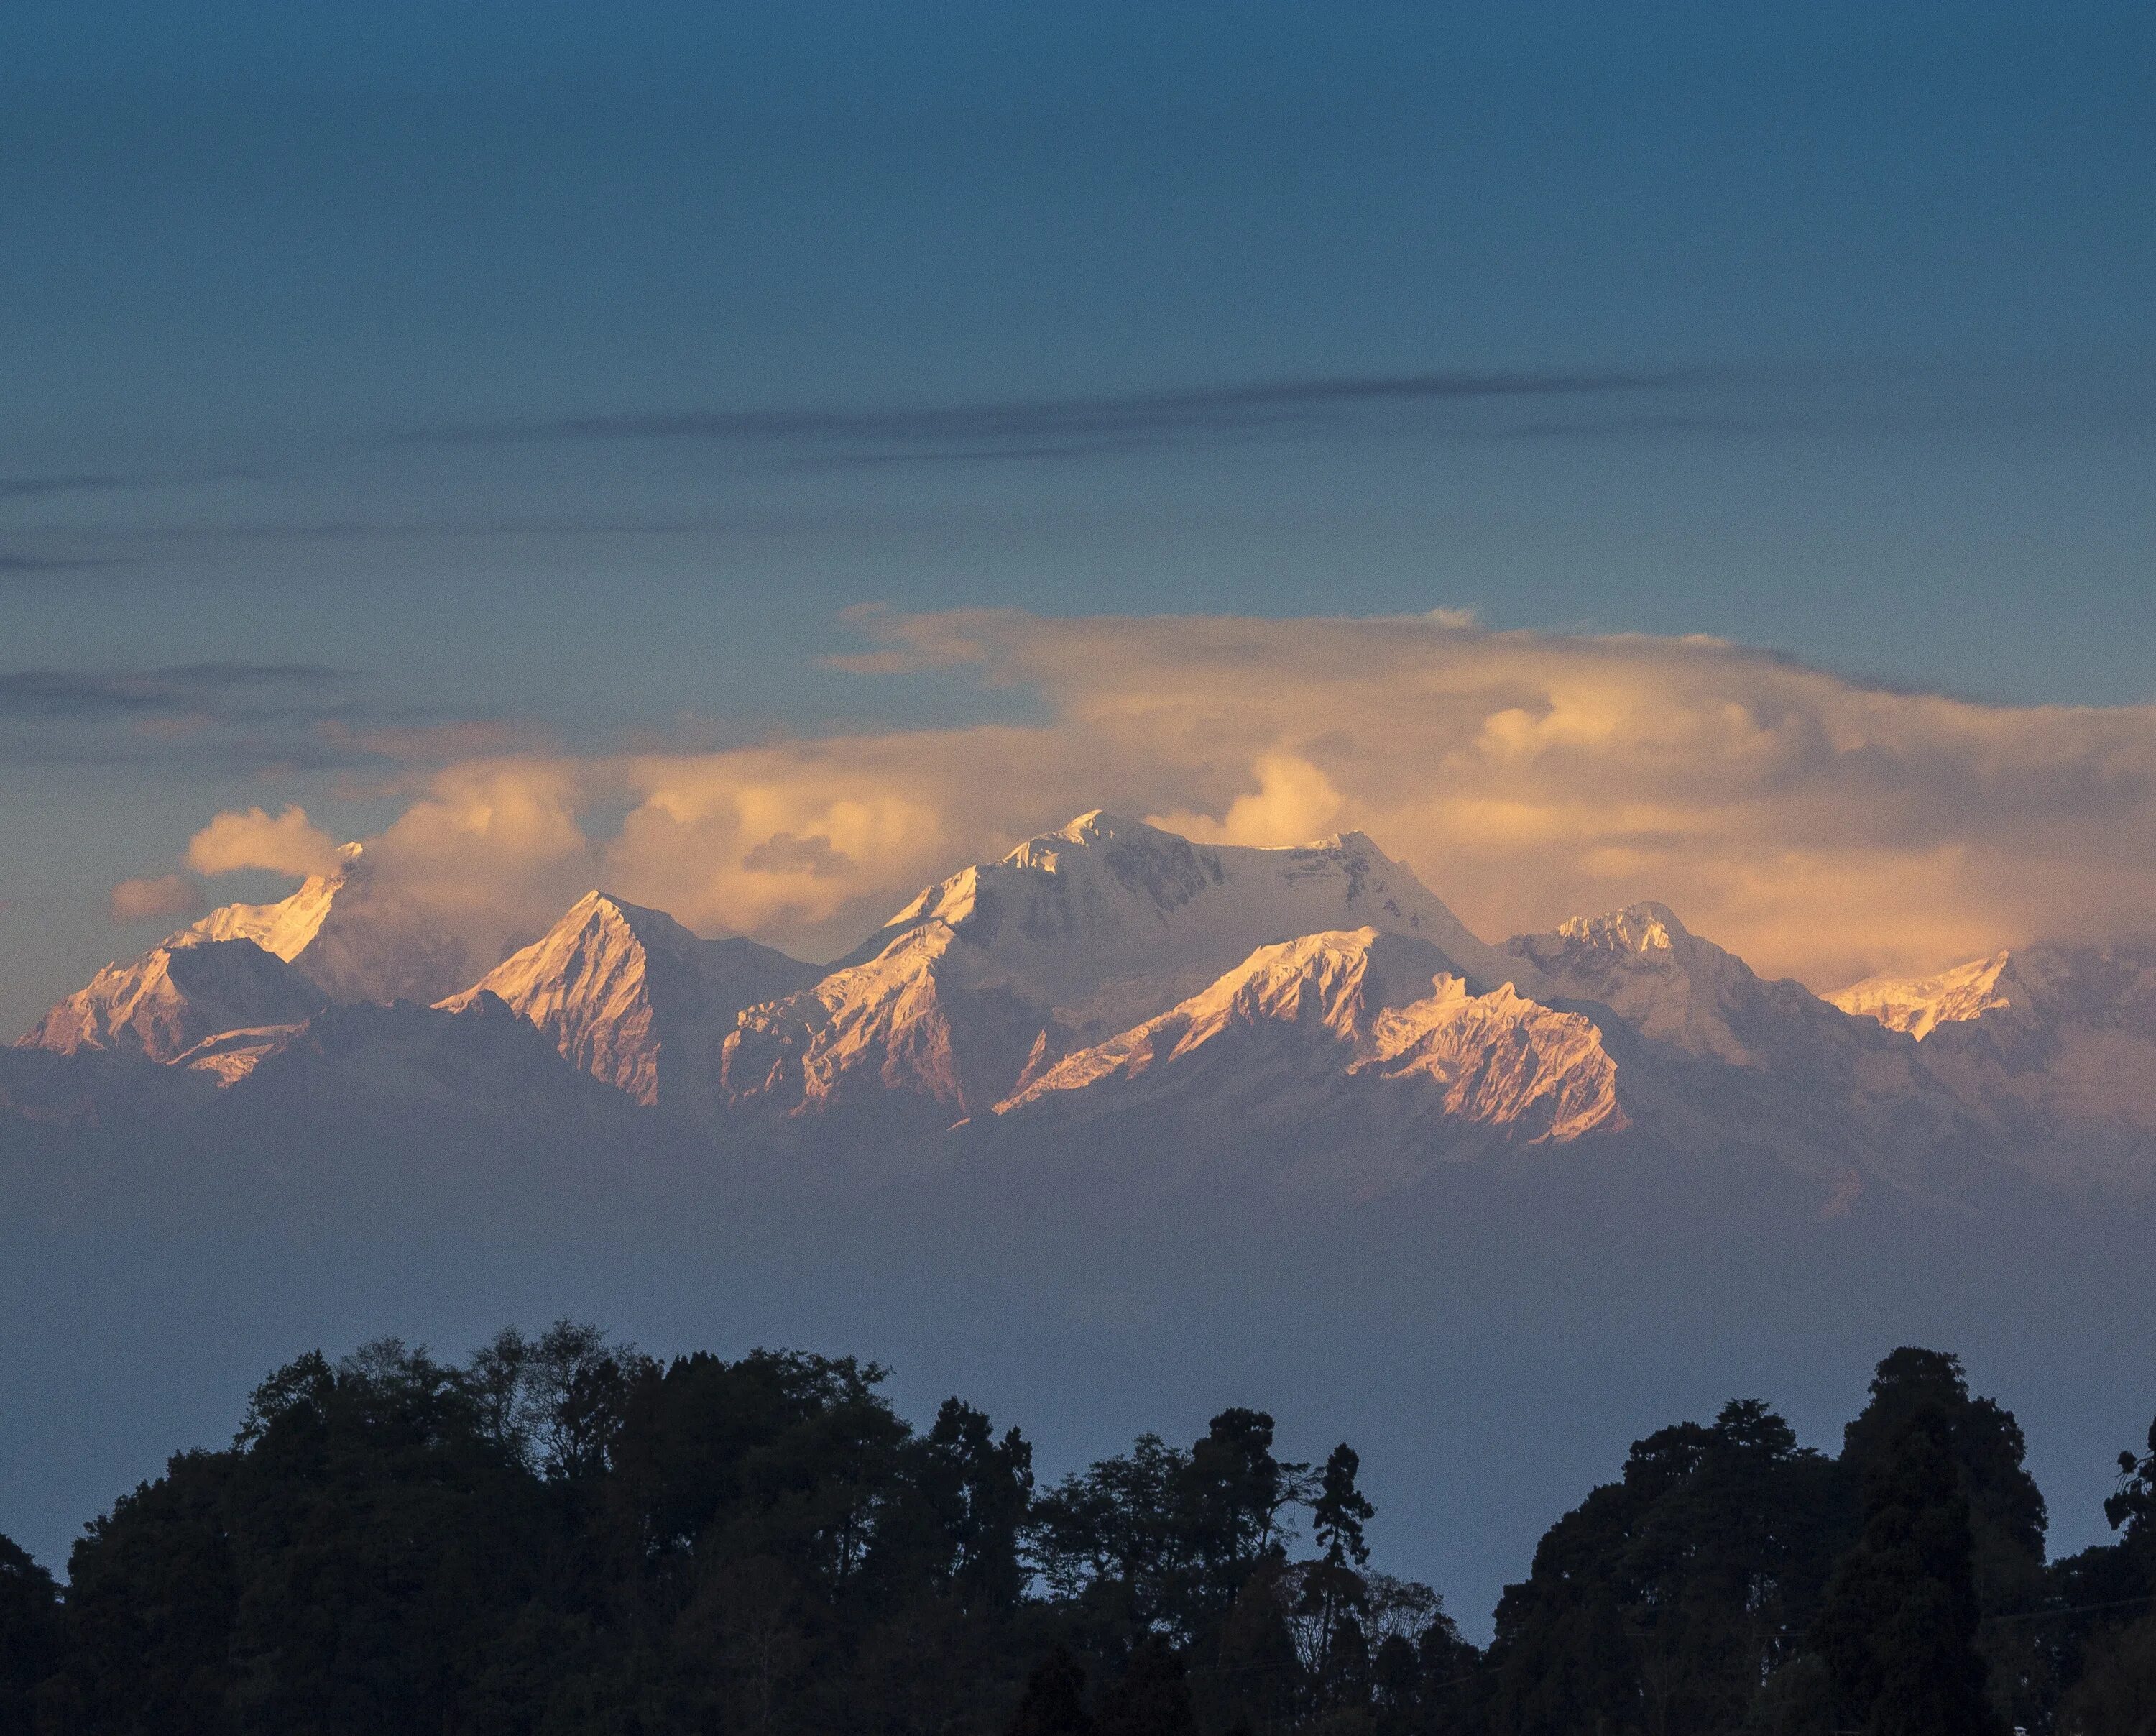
(0, 552, 115, 572)
(0, 662, 538, 776)
(0, 475, 141, 501)
(404, 367, 1709, 459)
(0, 663, 347, 722)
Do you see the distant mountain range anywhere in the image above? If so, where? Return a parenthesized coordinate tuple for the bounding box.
(12, 811, 2156, 1205)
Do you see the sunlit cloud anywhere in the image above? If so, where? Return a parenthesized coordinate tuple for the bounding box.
(167, 612, 2156, 990)
(109, 874, 204, 923)
(188, 804, 343, 878)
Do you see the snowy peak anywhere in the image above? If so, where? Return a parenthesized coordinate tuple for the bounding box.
(1832, 944, 2156, 1043)
(1508, 901, 1843, 1067)
(721, 923, 1054, 1129)
(1823, 944, 2156, 1188)
(884, 811, 1220, 939)
(1830, 950, 2042, 1039)
(183, 847, 349, 963)
(860, 810, 1536, 1037)
(1001, 929, 1461, 1103)
(1000, 927, 1626, 1149)
(206, 991, 623, 1129)
(180, 842, 469, 1006)
(726, 812, 1541, 1133)
(1551, 901, 1690, 956)
(1508, 901, 1754, 1062)
(448, 891, 814, 1108)
(19, 937, 326, 1064)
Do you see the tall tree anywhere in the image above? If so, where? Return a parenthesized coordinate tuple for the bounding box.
(1841, 1346, 2048, 1727)
(1841, 1349, 2046, 1584)
(1184, 1408, 1309, 1627)
(1483, 1398, 1835, 1735)
(1309, 1443, 1375, 1571)
(912, 1397, 1036, 1610)
(1297, 1444, 1376, 1709)
(1814, 1403, 2003, 1736)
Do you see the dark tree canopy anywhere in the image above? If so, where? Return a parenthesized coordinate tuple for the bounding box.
(1815, 1403, 2002, 1736)
(1009, 1648, 1096, 1736)
(0, 1533, 63, 1736)
(6, 1332, 2153, 1736)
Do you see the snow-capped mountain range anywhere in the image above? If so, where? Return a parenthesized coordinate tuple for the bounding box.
(13, 812, 2156, 1201)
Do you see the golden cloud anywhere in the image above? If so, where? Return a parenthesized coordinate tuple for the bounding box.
(186, 804, 343, 880)
(188, 614, 2156, 990)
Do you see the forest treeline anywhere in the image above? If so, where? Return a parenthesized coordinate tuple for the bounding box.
(4, 1331, 2156, 1735)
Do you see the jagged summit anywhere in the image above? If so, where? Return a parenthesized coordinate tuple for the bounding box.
(180, 841, 469, 1006)
(1509, 901, 1851, 1068)
(448, 891, 813, 1108)
(1825, 943, 2156, 1191)
(1038, 809, 1139, 845)
(19, 937, 326, 1064)
(1832, 943, 2156, 1050)
(1549, 901, 1690, 952)
(1830, 950, 2025, 1039)
(713, 812, 1545, 1130)
(863, 809, 1537, 1033)
(999, 926, 1627, 1151)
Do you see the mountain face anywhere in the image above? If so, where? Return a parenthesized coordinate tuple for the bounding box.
(446, 892, 814, 1111)
(1831, 951, 2022, 1040)
(722, 921, 1071, 1133)
(203, 993, 625, 1131)
(999, 928, 1626, 1153)
(1506, 901, 1927, 1095)
(180, 842, 469, 1006)
(1832, 944, 2156, 1192)
(1509, 903, 1818, 1067)
(16, 812, 2156, 1205)
(854, 811, 1537, 1032)
(10, 980, 618, 1142)
(19, 937, 327, 1065)
(718, 812, 1542, 1129)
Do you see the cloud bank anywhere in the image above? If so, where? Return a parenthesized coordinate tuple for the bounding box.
(182, 612, 2156, 991)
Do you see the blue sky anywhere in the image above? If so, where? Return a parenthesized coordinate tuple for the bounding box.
(3, 0, 2153, 1028)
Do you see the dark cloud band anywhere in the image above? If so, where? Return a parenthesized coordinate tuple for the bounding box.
(405, 367, 1710, 456)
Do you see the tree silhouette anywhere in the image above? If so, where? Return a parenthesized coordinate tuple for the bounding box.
(1100, 1634, 1198, 1736)
(1008, 1646, 1095, 1736)
(1815, 1403, 2002, 1736)
(0, 1533, 61, 1735)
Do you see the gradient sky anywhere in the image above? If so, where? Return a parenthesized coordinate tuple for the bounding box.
(4, 1, 2153, 1033)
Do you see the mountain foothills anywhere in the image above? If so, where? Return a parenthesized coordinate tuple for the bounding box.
(6, 1329, 2156, 1736)
(11, 811, 2156, 1202)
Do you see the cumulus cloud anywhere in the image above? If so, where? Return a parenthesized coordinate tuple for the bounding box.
(362, 761, 596, 960)
(109, 874, 203, 923)
(187, 805, 343, 878)
(1152, 752, 1346, 848)
(162, 612, 2156, 991)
